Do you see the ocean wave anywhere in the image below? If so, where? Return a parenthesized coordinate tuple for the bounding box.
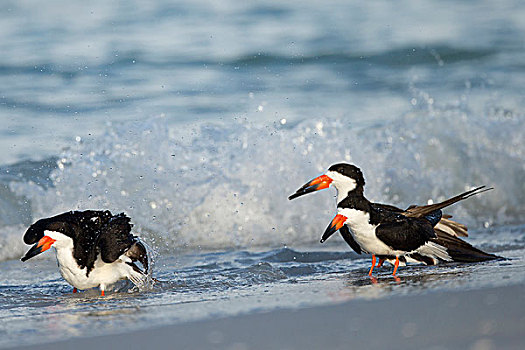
(1, 102, 524, 259)
(0, 225, 29, 262)
(228, 46, 496, 68)
(0, 45, 495, 78)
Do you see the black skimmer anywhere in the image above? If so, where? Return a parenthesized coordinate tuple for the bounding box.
(21, 210, 149, 296)
(289, 163, 499, 276)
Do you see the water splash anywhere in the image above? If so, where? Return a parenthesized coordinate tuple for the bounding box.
(3, 103, 524, 259)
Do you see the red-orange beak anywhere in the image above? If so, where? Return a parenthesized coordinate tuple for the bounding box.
(288, 175, 333, 200)
(320, 214, 347, 243)
(21, 236, 56, 262)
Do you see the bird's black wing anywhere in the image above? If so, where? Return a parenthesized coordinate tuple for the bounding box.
(97, 213, 135, 264)
(375, 215, 436, 252)
(373, 202, 442, 226)
(403, 186, 491, 218)
(125, 240, 149, 274)
(339, 225, 362, 254)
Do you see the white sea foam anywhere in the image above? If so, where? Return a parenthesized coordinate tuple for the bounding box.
(3, 103, 524, 258)
(0, 225, 30, 262)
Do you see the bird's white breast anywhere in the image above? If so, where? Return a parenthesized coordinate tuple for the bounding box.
(338, 208, 394, 255)
(55, 248, 132, 290)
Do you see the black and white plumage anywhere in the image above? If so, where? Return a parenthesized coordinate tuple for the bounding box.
(289, 163, 500, 276)
(21, 210, 149, 295)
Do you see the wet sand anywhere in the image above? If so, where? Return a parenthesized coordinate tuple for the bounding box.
(12, 283, 525, 350)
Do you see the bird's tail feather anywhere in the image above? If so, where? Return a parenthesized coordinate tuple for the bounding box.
(433, 231, 501, 262)
(435, 217, 469, 237)
(128, 270, 148, 287)
(416, 241, 453, 262)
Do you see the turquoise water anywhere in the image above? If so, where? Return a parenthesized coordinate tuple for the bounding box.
(1, 0, 525, 348)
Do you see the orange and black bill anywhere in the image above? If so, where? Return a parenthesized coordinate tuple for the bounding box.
(21, 236, 56, 262)
(288, 175, 333, 200)
(320, 214, 347, 243)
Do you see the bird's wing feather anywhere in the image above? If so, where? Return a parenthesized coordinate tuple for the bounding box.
(434, 217, 469, 237)
(97, 213, 135, 264)
(375, 187, 490, 237)
(375, 216, 436, 252)
(125, 240, 149, 274)
(403, 186, 491, 218)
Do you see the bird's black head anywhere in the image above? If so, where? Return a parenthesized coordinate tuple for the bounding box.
(327, 163, 366, 188)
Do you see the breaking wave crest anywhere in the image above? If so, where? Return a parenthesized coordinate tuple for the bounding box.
(2, 101, 524, 259)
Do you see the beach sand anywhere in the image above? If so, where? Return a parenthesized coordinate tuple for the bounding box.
(12, 283, 524, 350)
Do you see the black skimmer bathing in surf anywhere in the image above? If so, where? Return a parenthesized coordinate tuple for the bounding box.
(289, 163, 499, 276)
(21, 210, 149, 296)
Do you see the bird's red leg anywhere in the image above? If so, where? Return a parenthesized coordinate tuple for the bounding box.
(376, 258, 385, 268)
(392, 256, 400, 276)
(73, 287, 77, 293)
(368, 255, 377, 276)
(101, 290, 105, 296)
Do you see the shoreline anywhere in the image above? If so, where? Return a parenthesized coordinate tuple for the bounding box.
(11, 283, 525, 350)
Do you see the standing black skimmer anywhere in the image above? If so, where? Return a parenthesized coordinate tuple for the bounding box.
(289, 163, 499, 276)
(21, 210, 149, 296)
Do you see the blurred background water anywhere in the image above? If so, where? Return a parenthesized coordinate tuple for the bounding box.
(1, 0, 525, 347)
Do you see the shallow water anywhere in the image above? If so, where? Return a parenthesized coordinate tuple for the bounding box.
(1, 228, 524, 348)
(1, 0, 525, 348)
